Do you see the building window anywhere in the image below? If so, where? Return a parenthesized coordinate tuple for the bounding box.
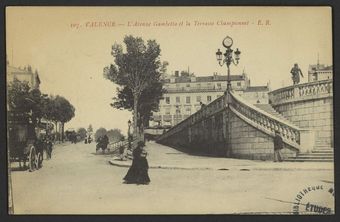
(186, 96, 191, 104)
(186, 107, 191, 114)
(165, 97, 170, 104)
(176, 96, 180, 103)
(217, 83, 222, 89)
(176, 109, 181, 114)
(237, 82, 241, 86)
(165, 108, 171, 115)
(186, 84, 190, 87)
(196, 96, 201, 102)
(207, 95, 212, 102)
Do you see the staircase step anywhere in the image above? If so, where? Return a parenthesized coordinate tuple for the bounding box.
(312, 149, 333, 153)
(287, 146, 334, 162)
(286, 158, 333, 162)
(298, 153, 334, 157)
(314, 146, 333, 149)
(290, 155, 333, 159)
(254, 104, 290, 122)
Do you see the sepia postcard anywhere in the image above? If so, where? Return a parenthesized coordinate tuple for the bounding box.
(6, 6, 334, 215)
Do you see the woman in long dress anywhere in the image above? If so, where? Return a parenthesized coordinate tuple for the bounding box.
(136, 148, 150, 184)
(123, 141, 150, 185)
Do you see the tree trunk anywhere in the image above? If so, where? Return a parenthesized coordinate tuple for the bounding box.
(61, 122, 65, 142)
(54, 121, 58, 141)
(133, 93, 139, 148)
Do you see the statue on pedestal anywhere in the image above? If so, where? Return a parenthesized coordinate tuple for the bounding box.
(290, 63, 304, 85)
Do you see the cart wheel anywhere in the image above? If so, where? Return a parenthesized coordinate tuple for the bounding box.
(37, 152, 43, 169)
(28, 145, 37, 172)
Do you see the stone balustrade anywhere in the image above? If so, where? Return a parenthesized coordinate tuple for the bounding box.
(229, 92, 300, 148)
(269, 80, 333, 105)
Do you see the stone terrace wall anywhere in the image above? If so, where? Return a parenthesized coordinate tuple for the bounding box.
(272, 98, 333, 147)
(269, 80, 333, 148)
(230, 112, 296, 160)
(158, 109, 228, 156)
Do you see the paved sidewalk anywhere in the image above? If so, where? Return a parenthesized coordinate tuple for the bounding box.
(109, 141, 334, 171)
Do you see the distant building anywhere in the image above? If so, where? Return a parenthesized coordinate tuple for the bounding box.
(7, 62, 41, 89)
(308, 63, 333, 82)
(150, 71, 269, 127)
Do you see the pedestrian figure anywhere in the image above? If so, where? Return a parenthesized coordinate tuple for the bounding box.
(273, 130, 284, 162)
(119, 144, 126, 160)
(88, 135, 92, 144)
(290, 63, 304, 85)
(200, 101, 206, 108)
(123, 141, 150, 185)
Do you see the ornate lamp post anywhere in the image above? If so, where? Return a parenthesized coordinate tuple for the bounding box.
(127, 120, 132, 139)
(215, 36, 241, 157)
(127, 119, 133, 149)
(216, 36, 241, 92)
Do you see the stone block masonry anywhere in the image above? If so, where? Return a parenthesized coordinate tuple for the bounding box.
(229, 111, 296, 160)
(269, 80, 334, 149)
(272, 97, 333, 148)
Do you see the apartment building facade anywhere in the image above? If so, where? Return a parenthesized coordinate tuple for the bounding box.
(150, 71, 269, 127)
(7, 62, 41, 89)
(308, 63, 333, 82)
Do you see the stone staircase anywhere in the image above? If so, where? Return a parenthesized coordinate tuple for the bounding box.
(254, 104, 334, 162)
(288, 139, 334, 162)
(254, 104, 290, 122)
(285, 148, 334, 162)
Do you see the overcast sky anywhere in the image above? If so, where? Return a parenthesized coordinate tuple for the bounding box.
(6, 7, 332, 133)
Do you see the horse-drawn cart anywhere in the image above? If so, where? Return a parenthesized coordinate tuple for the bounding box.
(8, 112, 46, 171)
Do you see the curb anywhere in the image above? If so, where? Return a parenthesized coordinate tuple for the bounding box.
(108, 160, 211, 170)
(108, 160, 333, 171)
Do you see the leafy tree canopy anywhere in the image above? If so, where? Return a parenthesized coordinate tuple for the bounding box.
(95, 127, 107, 141)
(107, 128, 124, 142)
(8, 79, 48, 125)
(103, 35, 168, 129)
(77, 127, 87, 140)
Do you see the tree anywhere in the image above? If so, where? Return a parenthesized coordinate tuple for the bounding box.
(77, 127, 87, 140)
(55, 96, 75, 141)
(7, 79, 47, 126)
(7, 79, 32, 114)
(46, 95, 75, 141)
(107, 128, 124, 143)
(7, 79, 75, 141)
(103, 35, 168, 143)
(95, 127, 107, 141)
